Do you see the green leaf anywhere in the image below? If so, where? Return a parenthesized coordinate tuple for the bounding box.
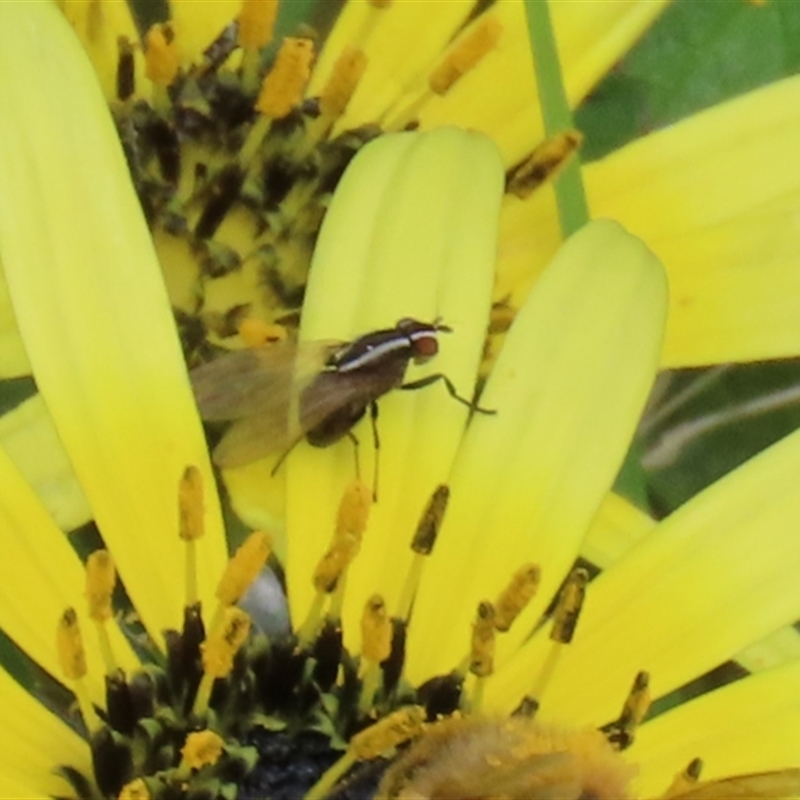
(577, 0, 800, 161)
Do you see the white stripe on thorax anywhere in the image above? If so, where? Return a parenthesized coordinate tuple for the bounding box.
(336, 331, 436, 373)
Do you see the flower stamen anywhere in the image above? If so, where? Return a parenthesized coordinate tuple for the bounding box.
(176, 729, 225, 779)
(506, 130, 585, 200)
(663, 757, 704, 798)
(297, 480, 372, 645)
(178, 465, 205, 608)
(600, 670, 651, 751)
(516, 567, 589, 717)
(85, 549, 119, 675)
(385, 15, 503, 130)
(211, 529, 272, 634)
(304, 706, 426, 800)
(238, 0, 279, 91)
(494, 562, 541, 632)
(57, 607, 102, 732)
(395, 484, 450, 622)
(193, 606, 251, 716)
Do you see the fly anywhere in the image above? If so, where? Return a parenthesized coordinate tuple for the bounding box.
(190, 318, 494, 493)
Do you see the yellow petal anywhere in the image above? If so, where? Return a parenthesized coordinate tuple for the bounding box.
(0, 396, 91, 532)
(630, 659, 800, 797)
(580, 492, 655, 570)
(286, 129, 503, 642)
(316, 1, 667, 166)
(0, 3, 226, 641)
(0, 256, 29, 377)
(420, 0, 668, 165)
(586, 75, 800, 367)
(408, 220, 667, 681)
(488, 425, 800, 725)
(309, 0, 475, 129)
(0, 442, 139, 703)
(0, 665, 89, 798)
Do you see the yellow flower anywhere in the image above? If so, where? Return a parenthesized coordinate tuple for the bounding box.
(0, 2, 798, 799)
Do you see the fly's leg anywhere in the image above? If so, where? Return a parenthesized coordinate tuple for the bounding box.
(369, 401, 380, 502)
(400, 373, 496, 415)
(346, 430, 361, 482)
(270, 433, 306, 477)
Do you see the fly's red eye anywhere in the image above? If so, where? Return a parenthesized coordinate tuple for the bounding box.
(412, 334, 439, 362)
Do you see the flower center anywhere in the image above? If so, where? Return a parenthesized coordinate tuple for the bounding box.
(51, 470, 656, 800)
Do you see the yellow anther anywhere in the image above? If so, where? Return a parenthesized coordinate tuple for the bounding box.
(494, 563, 540, 633)
(85, 549, 116, 622)
(181, 730, 225, 770)
(429, 16, 502, 96)
(255, 37, 315, 119)
(201, 607, 251, 678)
(319, 47, 367, 119)
(470, 601, 495, 677)
(411, 484, 449, 555)
(117, 778, 151, 800)
(314, 480, 372, 592)
(663, 758, 703, 798)
(314, 535, 360, 593)
(216, 531, 272, 605)
(368, 0, 392, 6)
(238, 318, 288, 347)
(238, 0, 279, 50)
(336, 479, 372, 537)
(361, 594, 392, 663)
(506, 131, 584, 200)
(179, 465, 205, 542)
(551, 567, 588, 644)
(57, 608, 87, 680)
(603, 671, 651, 751)
(350, 706, 426, 760)
(144, 23, 180, 87)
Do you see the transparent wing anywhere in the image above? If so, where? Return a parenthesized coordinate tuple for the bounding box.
(189, 339, 341, 467)
(668, 769, 800, 799)
(190, 340, 339, 421)
(210, 357, 403, 468)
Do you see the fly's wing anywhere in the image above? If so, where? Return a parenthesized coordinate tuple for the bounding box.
(666, 769, 800, 799)
(215, 365, 405, 467)
(296, 359, 408, 437)
(189, 340, 341, 467)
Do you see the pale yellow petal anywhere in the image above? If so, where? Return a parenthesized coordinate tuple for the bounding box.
(0, 3, 226, 641)
(486, 426, 800, 725)
(408, 220, 667, 682)
(0, 256, 29, 378)
(0, 665, 90, 797)
(0, 442, 139, 703)
(586, 75, 800, 367)
(580, 492, 654, 570)
(630, 660, 800, 797)
(286, 129, 503, 643)
(0, 396, 91, 532)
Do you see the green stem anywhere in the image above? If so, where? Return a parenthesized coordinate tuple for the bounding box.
(524, 0, 589, 238)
